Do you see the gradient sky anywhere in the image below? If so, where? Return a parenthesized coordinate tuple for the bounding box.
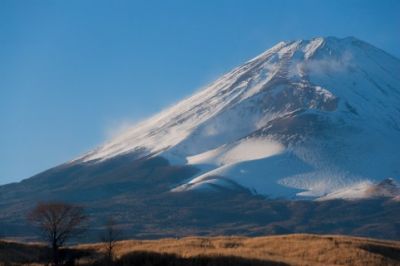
(1, 0, 399, 184)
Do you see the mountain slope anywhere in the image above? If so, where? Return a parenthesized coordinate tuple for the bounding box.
(77, 36, 400, 199)
(1, 36, 400, 241)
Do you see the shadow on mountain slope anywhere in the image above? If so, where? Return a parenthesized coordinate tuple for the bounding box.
(0, 155, 399, 241)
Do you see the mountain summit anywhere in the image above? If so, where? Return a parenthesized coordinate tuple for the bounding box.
(77, 36, 400, 199)
(1, 37, 400, 240)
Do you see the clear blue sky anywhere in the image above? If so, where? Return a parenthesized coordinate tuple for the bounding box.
(1, 0, 399, 184)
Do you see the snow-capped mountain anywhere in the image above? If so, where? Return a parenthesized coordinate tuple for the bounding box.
(1, 36, 400, 241)
(76, 36, 400, 199)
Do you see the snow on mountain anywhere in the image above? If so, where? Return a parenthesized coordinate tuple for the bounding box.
(318, 178, 400, 201)
(75, 36, 400, 199)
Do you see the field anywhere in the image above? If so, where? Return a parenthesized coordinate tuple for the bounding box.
(1, 234, 400, 265)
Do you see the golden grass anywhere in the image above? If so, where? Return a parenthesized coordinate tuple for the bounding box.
(76, 234, 400, 266)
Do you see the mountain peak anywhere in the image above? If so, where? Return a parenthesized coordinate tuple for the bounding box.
(75, 37, 400, 200)
(261, 36, 373, 60)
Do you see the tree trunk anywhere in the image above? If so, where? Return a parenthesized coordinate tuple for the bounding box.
(52, 242, 59, 266)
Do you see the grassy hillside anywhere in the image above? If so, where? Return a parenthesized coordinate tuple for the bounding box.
(1, 234, 399, 265)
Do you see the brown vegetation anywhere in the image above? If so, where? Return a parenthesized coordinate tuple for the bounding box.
(100, 217, 122, 265)
(1, 234, 399, 265)
(0, 240, 90, 266)
(27, 202, 87, 265)
(79, 234, 400, 266)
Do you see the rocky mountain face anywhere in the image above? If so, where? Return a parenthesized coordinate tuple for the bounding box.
(1, 37, 399, 241)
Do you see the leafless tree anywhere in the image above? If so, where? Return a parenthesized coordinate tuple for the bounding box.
(27, 202, 87, 266)
(100, 217, 121, 265)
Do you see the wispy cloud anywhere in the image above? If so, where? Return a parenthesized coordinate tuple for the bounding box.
(103, 118, 140, 140)
(288, 50, 355, 78)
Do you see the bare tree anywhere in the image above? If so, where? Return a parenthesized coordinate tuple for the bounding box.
(27, 202, 87, 266)
(100, 217, 121, 265)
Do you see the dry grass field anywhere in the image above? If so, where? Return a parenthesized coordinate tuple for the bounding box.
(77, 234, 400, 266)
(1, 234, 400, 265)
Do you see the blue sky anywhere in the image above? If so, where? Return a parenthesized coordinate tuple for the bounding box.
(1, 0, 399, 184)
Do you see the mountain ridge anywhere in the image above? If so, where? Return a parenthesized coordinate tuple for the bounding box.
(72, 36, 400, 199)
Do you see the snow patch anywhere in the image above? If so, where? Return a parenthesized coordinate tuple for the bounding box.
(220, 139, 284, 165)
(187, 138, 284, 166)
(303, 37, 325, 59)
